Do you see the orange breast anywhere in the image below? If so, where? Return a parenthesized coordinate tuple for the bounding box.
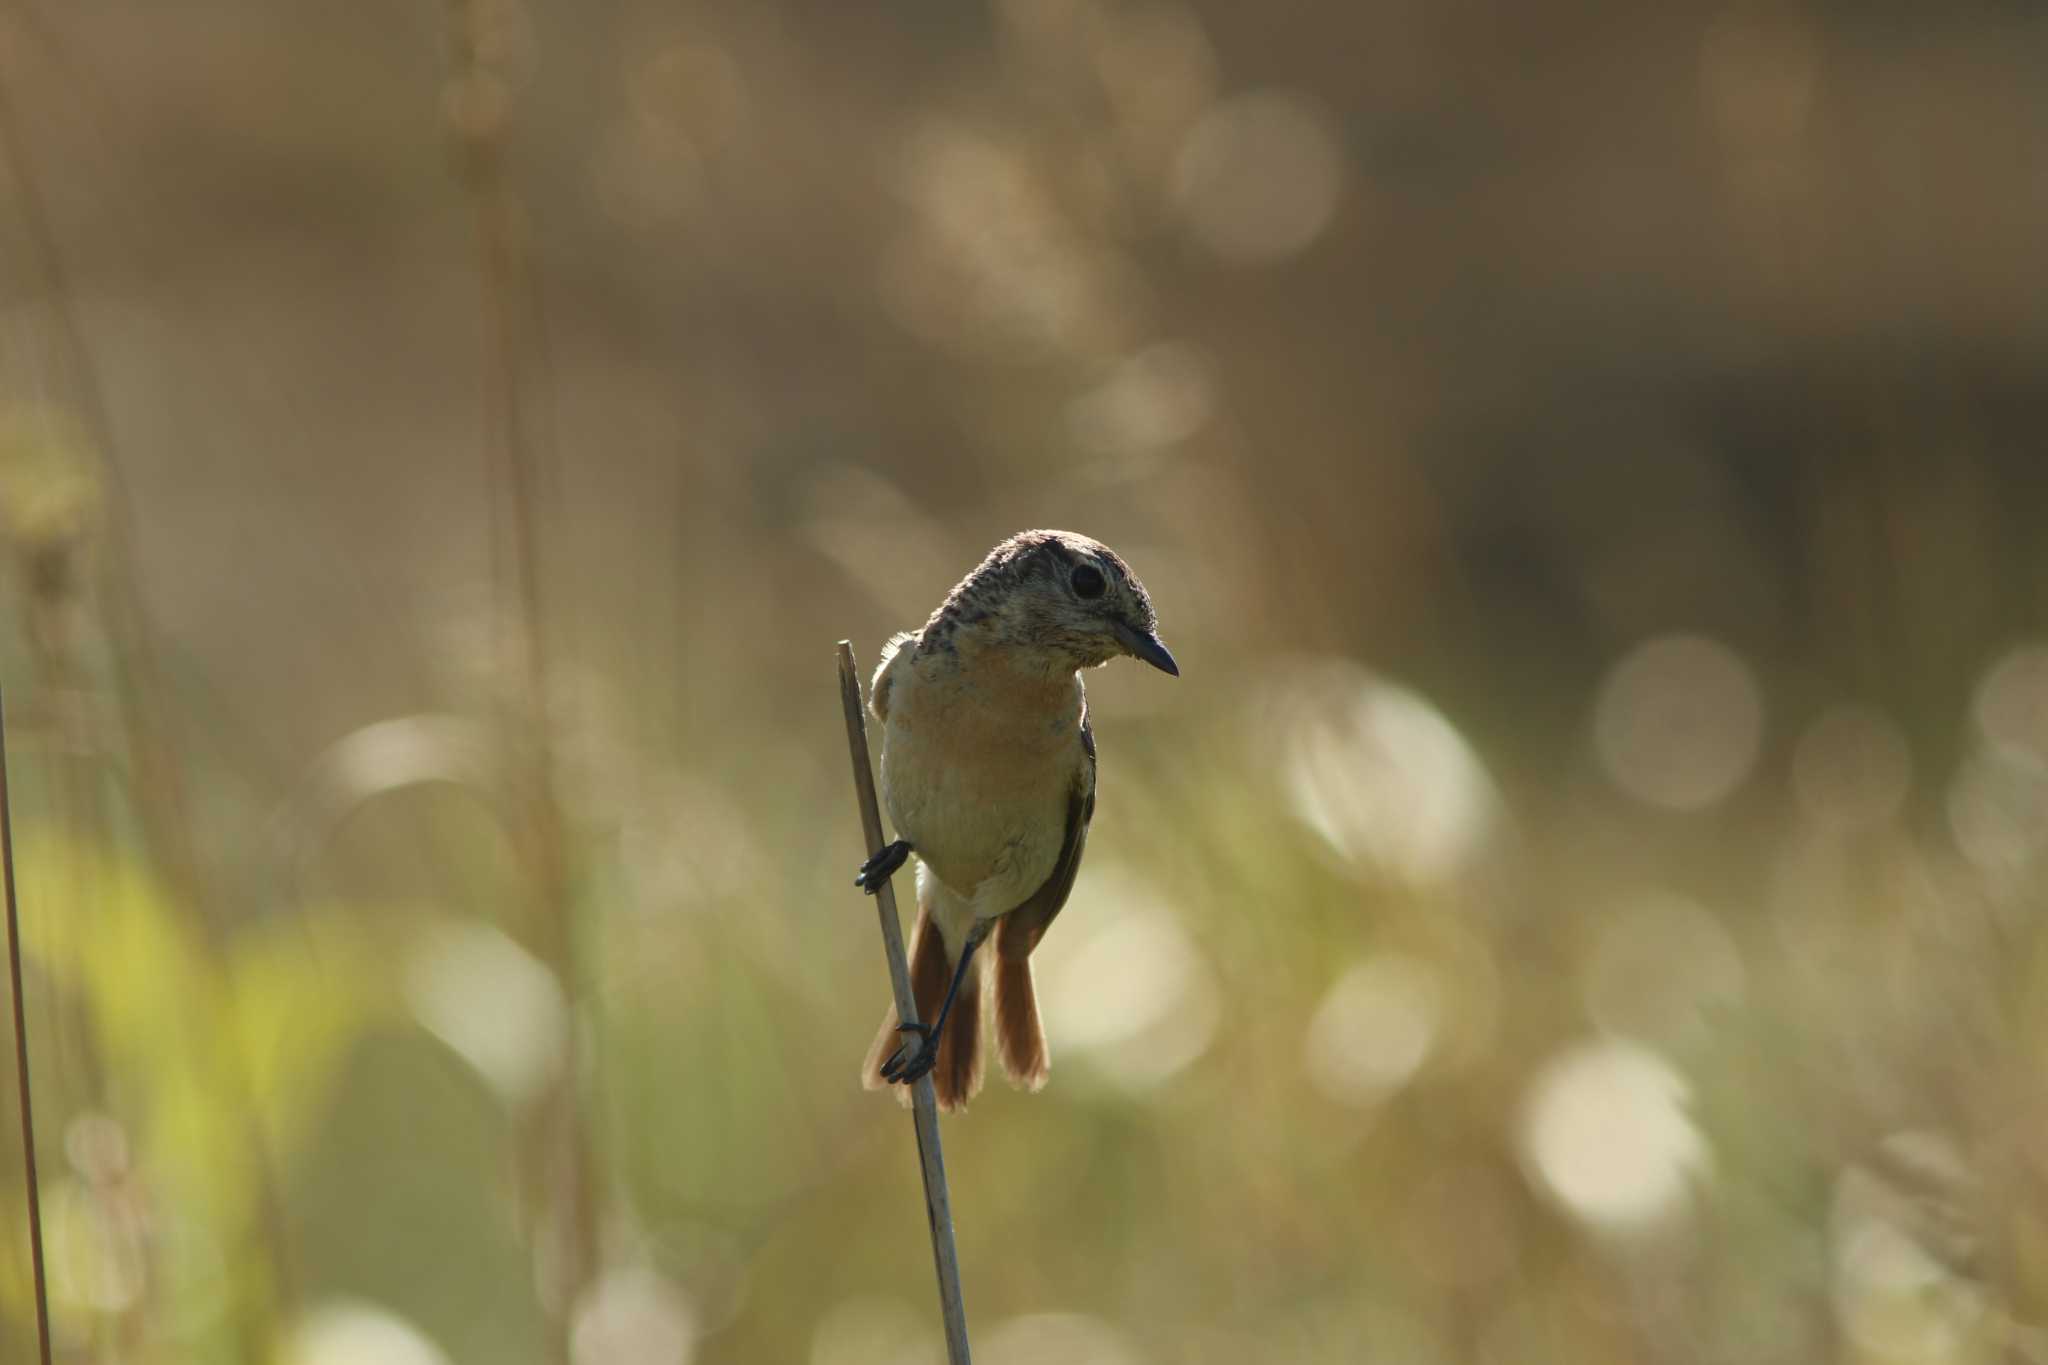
(880, 668, 1083, 899)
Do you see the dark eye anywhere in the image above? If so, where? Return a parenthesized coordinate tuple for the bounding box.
(1071, 564, 1107, 600)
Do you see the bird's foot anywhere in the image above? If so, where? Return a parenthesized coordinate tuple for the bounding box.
(880, 1021, 938, 1085)
(854, 840, 912, 894)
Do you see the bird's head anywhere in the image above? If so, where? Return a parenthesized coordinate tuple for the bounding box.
(932, 530, 1178, 677)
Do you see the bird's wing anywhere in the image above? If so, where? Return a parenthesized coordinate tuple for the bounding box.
(996, 712, 1096, 961)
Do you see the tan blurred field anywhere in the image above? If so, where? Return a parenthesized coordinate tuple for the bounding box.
(3, 2, 2048, 1362)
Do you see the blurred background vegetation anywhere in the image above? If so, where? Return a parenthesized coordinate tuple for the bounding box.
(1, 0, 2046, 1361)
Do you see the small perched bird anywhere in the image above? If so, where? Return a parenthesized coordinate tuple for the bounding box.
(855, 529, 1177, 1112)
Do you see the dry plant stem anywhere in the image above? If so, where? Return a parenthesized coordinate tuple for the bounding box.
(0, 8, 202, 903)
(442, 1, 596, 1343)
(0, 42, 298, 1347)
(836, 643, 973, 1365)
(0, 689, 54, 1365)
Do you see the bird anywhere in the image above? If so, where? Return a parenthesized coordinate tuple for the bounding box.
(854, 529, 1178, 1112)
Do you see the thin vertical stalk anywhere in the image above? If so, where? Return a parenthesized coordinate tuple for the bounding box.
(835, 643, 972, 1364)
(1, 688, 54, 1365)
(440, 4, 596, 1349)
(0, 30, 298, 1349)
(0, 2, 201, 904)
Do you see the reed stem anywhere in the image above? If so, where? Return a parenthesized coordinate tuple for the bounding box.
(835, 642, 972, 1364)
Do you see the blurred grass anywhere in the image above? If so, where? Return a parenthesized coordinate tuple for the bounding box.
(2, 1, 2048, 1363)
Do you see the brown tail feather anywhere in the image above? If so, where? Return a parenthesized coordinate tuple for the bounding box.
(993, 954, 1049, 1091)
(861, 907, 986, 1112)
(932, 964, 983, 1111)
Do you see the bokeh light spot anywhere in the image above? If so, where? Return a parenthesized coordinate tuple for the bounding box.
(1972, 642, 2048, 758)
(1067, 342, 1214, 459)
(982, 1312, 1142, 1365)
(1518, 1039, 1708, 1233)
(1832, 1163, 1985, 1363)
(1946, 744, 2048, 875)
(880, 121, 1134, 359)
(49, 1113, 148, 1314)
(628, 41, 747, 149)
(1302, 953, 1442, 1107)
(1272, 660, 1501, 886)
(1171, 91, 1344, 263)
(310, 715, 497, 808)
(811, 1296, 937, 1365)
(1041, 873, 1218, 1089)
(403, 921, 567, 1107)
(1593, 634, 1763, 810)
(287, 1301, 454, 1365)
(571, 1264, 698, 1365)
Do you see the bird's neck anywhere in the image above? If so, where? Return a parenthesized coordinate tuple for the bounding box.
(920, 622, 1080, 697)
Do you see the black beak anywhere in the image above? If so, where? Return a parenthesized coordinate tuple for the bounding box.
(1112, 620, 1179, 676)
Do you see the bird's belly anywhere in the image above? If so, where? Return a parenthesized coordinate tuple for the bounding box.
(881, 723, 1069, 911)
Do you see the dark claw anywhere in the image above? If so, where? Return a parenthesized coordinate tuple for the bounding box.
(880, 1022, 936, 1084)
(854, 839, 913, 894)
